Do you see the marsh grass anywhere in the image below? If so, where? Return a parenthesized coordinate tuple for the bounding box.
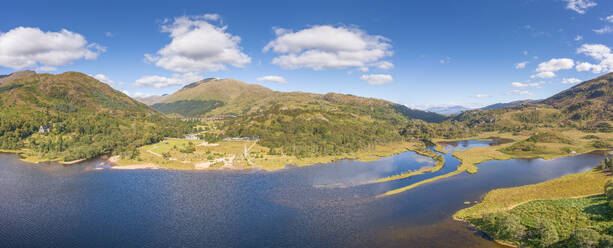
(454, 169, 611, 220)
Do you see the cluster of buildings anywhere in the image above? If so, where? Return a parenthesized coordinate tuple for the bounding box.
(180, 115, 237, 122)
(223, 136, 259, 141)
(183, 134, 259, 142)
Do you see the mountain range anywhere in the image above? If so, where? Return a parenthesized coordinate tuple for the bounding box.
(0, 70, 610, 161)
(140, 77, 447, 122)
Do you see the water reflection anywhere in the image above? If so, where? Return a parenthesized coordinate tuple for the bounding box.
(0, 142, 607, 248)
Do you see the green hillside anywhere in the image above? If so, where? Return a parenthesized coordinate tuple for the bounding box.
(452, 73, 612, 133)
(153, 77, 445, 121)
(0, 71, 191, 162)
(155, 78, 275, 116)
(542, 72, 612, 126)
(151, 78, 448, 158)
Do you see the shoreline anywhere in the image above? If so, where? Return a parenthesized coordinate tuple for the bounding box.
(106, 141, 425, 172)
(376, 146, 609, 198)
(2, 141, 423, 172)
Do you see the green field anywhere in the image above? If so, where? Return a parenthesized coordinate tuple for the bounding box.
(466, 195, 613, 247)
(115, 138, 420, 171)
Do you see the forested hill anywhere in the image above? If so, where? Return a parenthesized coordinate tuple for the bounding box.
(452, 72, 612, 133)
(0, 71, 153, 113)
(145, 78, 448, 158)
(541, 72, 612, 122)
(0, 71, 191, 162)
(478, 99, 539, 111)
(148, 77, 445, 122)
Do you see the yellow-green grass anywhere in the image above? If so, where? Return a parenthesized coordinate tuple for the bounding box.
(509, 195, 612, 239)
(378, 130, 611, 197)
(372, 154, 444, 183)
(455, 129, 612, 173)
(246, 141, 420, 171)
(454, 169, 611, 220)
(116, 138, 257, 170)
(467, 194, 613, 248)
(377, 169, 466, 198)
(116, 139, 421, 171)
(0, 148, 65, 163)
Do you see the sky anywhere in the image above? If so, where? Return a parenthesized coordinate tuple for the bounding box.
(1, 0, 612, 109)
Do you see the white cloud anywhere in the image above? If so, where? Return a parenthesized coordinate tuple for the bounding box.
(133, 92, 153, 98)
(37, 66, 57, 72)
(360, 74, 393, 85)
(508, 89, 532, 95)
(121, 90, 152, 98)
(529, 58, 574, 78)
(511, 81, 545, 88)
(375, 61, 394, 70)
(134, 72, 203, 88)
(606, 15, 613, 23)
(561, 78, 582, 84)
(577, 44, 610, 60)
(531, 71, 556, 79)
(576, 62, 596, 72)
(473, 94, 489, 98)
(263, 25, 393, 70)
(0, 27, 104, 69)
(105, 32, 113, 37)
(440, 57, 451, 64)
(523, 50, 529, 55)
(203, 14, 221, 21)
(144, 14, 250, 73)
(564, 0, 597, 14)
(93, 74, 114, 85)
(536, 58, 574, 72)
(593, 26, 613, 34)
(575, 35, 583, 41)
(576, 43, 613, 73)
(515, 61, 529, 69)
(256, 75, 287, 84)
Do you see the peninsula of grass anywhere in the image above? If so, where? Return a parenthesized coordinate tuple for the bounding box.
(454, 169, 611, 220)
(114, 139, 424, 171)
(372, 153, 444, 183)
(454, 166, 613, 247)
(377, 130, 612, 198)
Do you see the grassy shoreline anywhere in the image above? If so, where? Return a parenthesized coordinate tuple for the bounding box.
(113, 140, 425, 171)
(2, 140, 430, 172)
(454, 168, 611, 220)
(377, 130, 612, 197)
(372, 153, 444, 183)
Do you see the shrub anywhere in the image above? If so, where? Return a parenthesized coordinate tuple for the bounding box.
(569, 228, 601, 248)
(481, 213, 525, 242)
(593, 140, 612, 149)
(605, 178, 613, 209)
(534, 219, 559, 248)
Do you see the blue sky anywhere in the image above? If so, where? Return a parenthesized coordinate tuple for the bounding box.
(1, 0, 612, 109)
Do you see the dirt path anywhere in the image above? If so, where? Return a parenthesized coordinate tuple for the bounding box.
(147, 150, 163, 157)
(502, 193, 603, 211)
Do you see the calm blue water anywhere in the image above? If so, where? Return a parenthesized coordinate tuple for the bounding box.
(0, 141, 607, 247)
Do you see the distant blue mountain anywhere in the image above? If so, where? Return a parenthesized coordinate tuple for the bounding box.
(479, 99, 539, 111)
(425, 105, 473, 115)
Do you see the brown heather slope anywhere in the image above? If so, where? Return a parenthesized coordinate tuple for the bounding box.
(541, 71, 612, 123)
(0, 71, 156, 115)
(150, 77, 447, 122)
(452, 72, 612, 132)
(0, 70, 36, 84)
